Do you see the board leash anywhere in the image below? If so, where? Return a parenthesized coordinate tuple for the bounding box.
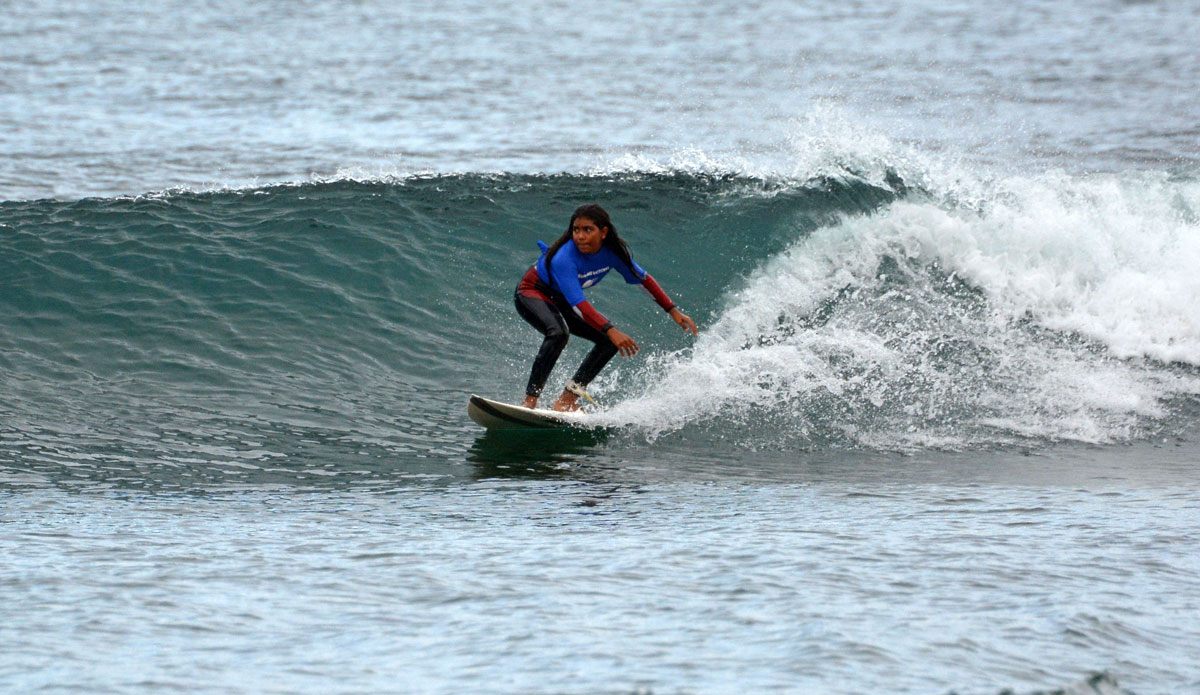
(565, 379, 598, 406)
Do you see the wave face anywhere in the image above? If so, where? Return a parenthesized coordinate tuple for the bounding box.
(2, 170, 1198, 464)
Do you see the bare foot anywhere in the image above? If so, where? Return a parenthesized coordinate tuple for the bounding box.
(522, 395, 538, 409)
(552, 390, 580, 412)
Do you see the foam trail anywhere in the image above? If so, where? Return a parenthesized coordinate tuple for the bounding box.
(605, 170, 1200, 449)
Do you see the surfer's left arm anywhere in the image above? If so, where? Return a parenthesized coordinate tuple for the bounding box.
(666, 304, 698, 335)
(614, 256, 699, 336)
(632, 268, 699, 336)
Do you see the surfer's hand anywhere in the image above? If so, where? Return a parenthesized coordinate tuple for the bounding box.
(670, 308, 698, 335)
(606, 327, 639, 357)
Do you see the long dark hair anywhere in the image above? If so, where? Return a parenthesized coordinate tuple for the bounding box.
(543, 204, 638, 276)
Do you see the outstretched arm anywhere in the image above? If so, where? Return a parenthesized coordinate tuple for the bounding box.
(668, 306, 698, 335)
(605, 326, 639, 357)
(642, 274, 698, 335)
(569, 299, 638, 356)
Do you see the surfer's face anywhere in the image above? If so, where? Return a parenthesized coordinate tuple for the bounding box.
(571, 217, 608, 254)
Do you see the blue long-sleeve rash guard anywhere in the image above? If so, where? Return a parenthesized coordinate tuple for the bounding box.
(535, 240, 647, 306)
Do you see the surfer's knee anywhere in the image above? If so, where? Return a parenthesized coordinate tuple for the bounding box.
(544, 325, 569, 350)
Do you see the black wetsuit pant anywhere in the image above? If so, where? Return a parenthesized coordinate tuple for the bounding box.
(514, 289, 619, 399)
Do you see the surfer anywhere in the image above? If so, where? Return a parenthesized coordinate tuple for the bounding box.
(515, 204, 698, 411)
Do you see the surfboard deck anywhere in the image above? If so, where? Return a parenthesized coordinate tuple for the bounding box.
(467, 394, 591, 430)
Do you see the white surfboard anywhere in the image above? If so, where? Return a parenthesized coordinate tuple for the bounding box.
(467, 394, 591, 430)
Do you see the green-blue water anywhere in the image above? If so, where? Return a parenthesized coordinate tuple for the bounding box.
(2, 174, 898, 480)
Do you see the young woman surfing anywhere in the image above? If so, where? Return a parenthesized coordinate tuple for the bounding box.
(514, 204, 698, 411)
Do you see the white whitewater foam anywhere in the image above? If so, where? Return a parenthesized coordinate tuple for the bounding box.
(590, 102, 929, 191)
(604, 168, 1200, 449)
(901, 171, 1200, 365)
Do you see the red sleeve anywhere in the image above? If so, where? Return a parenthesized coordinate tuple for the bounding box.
(640, 274, 676, 312)
(572, 300, 613, 333)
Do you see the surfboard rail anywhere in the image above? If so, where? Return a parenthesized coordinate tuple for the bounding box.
(467, 394, 590, 430)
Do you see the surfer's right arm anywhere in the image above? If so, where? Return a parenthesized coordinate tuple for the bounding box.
(572, 300, 639, 357)
(605, 326, 639, 357)
(549, 252, 641, 357)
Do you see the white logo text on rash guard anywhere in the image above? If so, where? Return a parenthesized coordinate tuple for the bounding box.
(579, 266, 611, 288)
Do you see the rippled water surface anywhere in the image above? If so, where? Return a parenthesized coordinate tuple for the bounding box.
(3, 0, 1199, 199)
(4, 443, 1199, 694)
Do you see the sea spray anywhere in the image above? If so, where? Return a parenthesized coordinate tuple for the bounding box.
(604, 171, 1200, 449)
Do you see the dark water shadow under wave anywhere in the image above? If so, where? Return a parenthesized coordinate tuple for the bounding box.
(465, 428, 614, 480)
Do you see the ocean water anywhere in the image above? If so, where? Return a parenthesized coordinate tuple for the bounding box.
(2, 1, 1199, 694)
